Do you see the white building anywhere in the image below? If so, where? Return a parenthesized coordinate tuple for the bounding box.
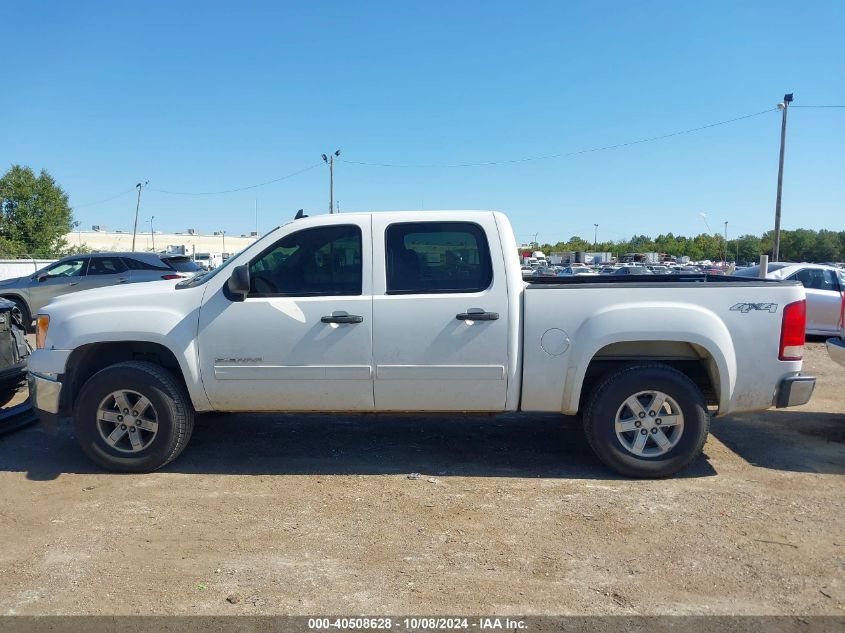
(65, 229, 259, 258)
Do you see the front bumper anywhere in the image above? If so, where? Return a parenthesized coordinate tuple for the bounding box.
(27, 372, 62, 428)
(827, 337, 845, 368)
(774, 375, 816, 408)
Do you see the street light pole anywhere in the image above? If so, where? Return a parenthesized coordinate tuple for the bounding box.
(593, 223, 599, 251)
(322, 150, 341, 213)
(723, 221, 728, 263)
(149, 216, 155, 251)
(772, 93, 793, 262)
(131, 180, 148, 252)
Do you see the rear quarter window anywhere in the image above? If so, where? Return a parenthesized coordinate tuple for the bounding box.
(122, 257, 171, 271)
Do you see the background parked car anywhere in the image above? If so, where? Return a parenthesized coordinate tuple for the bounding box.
(735, 263, 845, 335)
(531, 267, 558, 278)
(0, 252, 190, 330)
(613, 266, 653, 275)
(0, 298, 28, 407)
(557, 266, 599, 276)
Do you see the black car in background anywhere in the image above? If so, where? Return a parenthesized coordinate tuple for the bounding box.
(0, 298, 29, 407)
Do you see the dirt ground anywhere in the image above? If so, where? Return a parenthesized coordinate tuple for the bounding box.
(0, 342, 842, 616)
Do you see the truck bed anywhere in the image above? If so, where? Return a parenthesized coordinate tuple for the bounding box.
(520, 274, 806, 416)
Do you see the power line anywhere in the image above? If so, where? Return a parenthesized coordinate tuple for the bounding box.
(791, 105, 845, 108)
(339, 108, 779, 168)
(147, 163, 322, 196)
(72, 188, 136, 208)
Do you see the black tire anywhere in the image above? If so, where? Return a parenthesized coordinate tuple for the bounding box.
(583, 363, 710, 478)
(73, 361, 194, 472)
(6, 298, 32, 333)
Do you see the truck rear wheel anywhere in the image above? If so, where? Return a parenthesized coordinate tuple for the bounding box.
(583, 363, 710, 478)
(74, 361, 194, 472)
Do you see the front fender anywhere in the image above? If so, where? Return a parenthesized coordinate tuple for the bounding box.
(42, 299, 211, 411)
(562, 302, 737, 414)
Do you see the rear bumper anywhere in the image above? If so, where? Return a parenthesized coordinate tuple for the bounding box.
(774, 375, 816, 408)
(827, 337, 845, 368)
(27, 371, 62, 429)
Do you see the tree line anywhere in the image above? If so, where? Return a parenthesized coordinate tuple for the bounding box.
(540, 228, 845, 265)
(1, 164, 842, 263)
(0, 165, 79, 258)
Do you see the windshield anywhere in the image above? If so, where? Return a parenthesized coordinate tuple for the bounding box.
(733, 263, 789, 277)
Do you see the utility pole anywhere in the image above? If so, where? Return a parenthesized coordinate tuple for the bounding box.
(322, 150, 341, 213)
(772, 93, 793, 262)
(149, 216, 156, 251)
(593, 223, 599, 251)
(131, 180, 148, 252)
(255, 199, 258, 235)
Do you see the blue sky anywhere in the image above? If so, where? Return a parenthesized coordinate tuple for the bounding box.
(3, 0, 843, 244)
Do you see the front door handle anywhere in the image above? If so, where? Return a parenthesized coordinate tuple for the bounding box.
(456, 309, 499, 321)
(118, 277, 129, 283)
(321, 314, 364, 324)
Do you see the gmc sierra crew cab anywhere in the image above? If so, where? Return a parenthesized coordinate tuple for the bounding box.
(27, 211, 816, 477)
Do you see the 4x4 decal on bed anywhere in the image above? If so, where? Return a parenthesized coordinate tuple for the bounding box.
(730, 302, 778, 313)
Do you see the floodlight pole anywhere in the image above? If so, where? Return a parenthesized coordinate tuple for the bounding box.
(772, 93, 793, 262)
(131, 181, 148, 252)
(593, 224, 598, 251)
(322, 150, 341, 213)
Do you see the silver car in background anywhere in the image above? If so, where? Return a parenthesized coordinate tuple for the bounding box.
(0, 252, 199, 329)
(734, 263, 845, 336)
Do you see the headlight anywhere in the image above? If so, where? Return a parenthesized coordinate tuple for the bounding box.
(35, 314, 50, 349)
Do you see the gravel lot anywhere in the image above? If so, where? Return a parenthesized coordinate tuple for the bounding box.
(0, 342, 842, 615)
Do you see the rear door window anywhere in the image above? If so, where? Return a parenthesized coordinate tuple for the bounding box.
(385, 222, 493, 294)
(790, 268, 832, 291)
(87, 257, 128, 275)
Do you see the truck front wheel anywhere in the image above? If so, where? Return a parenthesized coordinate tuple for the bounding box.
(583, 363, 710, 478)
(74, 361, 195, 472)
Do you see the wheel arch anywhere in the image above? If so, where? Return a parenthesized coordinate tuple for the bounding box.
(562, 305, 737, 415)
(62, 340, 207, 415)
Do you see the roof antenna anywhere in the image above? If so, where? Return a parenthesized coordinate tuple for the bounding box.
(294, 209, 308, 219)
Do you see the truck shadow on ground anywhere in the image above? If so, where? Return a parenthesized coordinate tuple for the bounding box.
(711, 410, 845, 475)
(4, 412, 720, 481)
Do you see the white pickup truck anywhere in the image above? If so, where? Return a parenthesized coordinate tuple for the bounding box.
(28, 211, 816, 477)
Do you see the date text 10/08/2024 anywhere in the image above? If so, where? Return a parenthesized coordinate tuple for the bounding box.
(307, 617, 527, 630)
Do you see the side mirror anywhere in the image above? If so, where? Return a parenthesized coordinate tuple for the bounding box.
(37, 275, 48, 283)
(226, 265, 250, 301)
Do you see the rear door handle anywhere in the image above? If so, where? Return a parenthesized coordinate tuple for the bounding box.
(118, 277, 129, 283)
(321, 314, 364, 324)
(456, 309, 499, 321)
